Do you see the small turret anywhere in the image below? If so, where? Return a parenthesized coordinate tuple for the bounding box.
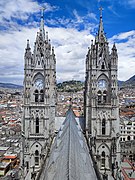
(24, 39, 32, 69)
(111, 43, 118, 57)
(112, 43, 117, 51)
(25, 39, 31, 58)
(52, 46, 54, 55)
(111, 43, 118, 67)
(26, 39, 30, 50)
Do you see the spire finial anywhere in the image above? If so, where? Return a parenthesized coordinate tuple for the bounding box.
(26, 39, 30, 50)
(40, 7, 45, 39)
(41, 7, 45, 19)
(99, 6, 103, 18)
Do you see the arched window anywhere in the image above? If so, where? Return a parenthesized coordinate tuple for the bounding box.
(35, 150, 39, 166)
(35, 90, 39, 102)
(36, 117, 39, 133)
(40, 89, 44, 102)
(98, 91, 102, 104)
(101, 151, 105, 168)
(102, 119, 106, 135)
(103, 90, 107, 103)
(127, 136, 130, 141)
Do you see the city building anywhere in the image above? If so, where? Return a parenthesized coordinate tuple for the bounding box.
(84, 8, 120, 177)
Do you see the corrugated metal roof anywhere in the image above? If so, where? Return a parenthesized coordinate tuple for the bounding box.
(39, 108, 98, 180)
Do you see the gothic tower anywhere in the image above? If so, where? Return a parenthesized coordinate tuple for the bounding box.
(85, 8, 120, 176)
(21, 9, 56, 179)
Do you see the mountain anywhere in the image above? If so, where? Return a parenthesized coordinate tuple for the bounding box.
(120, 75, 135, 88)
(0, 82, 23, 89)
(57, 80, 84, 92)
(57, 75, 135, 92)
(125, 75, 135, 85)
(0, 74, 134, 90)
(118, 80, 124, 87)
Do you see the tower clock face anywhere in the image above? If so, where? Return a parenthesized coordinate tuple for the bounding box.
(98, 79, 107, 88)
(34, 79, 44, 89)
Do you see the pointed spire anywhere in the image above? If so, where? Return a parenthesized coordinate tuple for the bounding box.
(52, 46, 54, 55)
(112, 43, 117, 51)
(99, 7, 104, 35)
(96, 6, 107, 43)
(46, 31, 48, 42)
(26, 39, 31, 51)
(25, 39, 31, 59)
(111, 43, 117, 57)
(99, 6, 103, 18)
(40, 7, 45, 39)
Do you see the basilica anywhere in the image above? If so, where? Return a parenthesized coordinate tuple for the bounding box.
(21, 8, 120, 180)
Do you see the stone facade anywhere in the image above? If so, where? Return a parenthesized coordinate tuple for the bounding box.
(84, 10, 120, 175)
(21, 10, 56, 179)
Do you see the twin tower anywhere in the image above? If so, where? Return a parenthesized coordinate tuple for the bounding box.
(22, 9, 120, 179)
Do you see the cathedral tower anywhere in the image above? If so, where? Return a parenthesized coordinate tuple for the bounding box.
(21, 9, 56, 179)
(85, 8, 120, 176)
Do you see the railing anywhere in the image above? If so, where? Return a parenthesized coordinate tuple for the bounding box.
(29, 133, 45, 139)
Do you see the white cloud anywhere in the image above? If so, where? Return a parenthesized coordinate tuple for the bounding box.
(0, 0, 58, 29)
(0, 23, 135, 85)
(0, 27, 37, 84)
(73, 9, 83, 23)
(110, 31, 135, 41)
(47, 27, 94, 82)
(0, 24, 94, 84)
(0, 1, 135, 84)
(46, 10, 97, 32)
(87, 13, 98, 21)
(109, 30, 135, 81)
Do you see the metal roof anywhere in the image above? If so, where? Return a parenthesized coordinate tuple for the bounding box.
(39, 108, 98, 180)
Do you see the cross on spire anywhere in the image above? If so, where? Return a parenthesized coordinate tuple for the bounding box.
(41, 7, 45, 19)
(99, 6, 103, 18)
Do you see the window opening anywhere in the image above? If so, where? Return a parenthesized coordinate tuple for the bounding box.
(35, 150, 39, 166)
(36, 117, 39, 133)
(102, 119, 106, 135)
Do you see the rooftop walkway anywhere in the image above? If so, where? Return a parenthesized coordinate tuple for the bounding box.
(39, 108, 98, 180)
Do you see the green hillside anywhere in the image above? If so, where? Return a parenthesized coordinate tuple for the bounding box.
(57, 80, 84, 92)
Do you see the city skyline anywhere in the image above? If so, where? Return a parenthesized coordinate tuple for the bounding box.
(0, 0, 135, 85)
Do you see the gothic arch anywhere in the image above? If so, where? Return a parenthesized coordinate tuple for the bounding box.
(30, 141, 42, 149)
(33, 72, 44, 82)
(97, 73, 109, 82)
(98, 54, 108, 69)
(97, 143, 110, 169)
(97, 143, 110, 153)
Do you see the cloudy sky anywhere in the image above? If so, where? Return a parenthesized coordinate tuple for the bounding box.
(0, 0, 135, 85)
